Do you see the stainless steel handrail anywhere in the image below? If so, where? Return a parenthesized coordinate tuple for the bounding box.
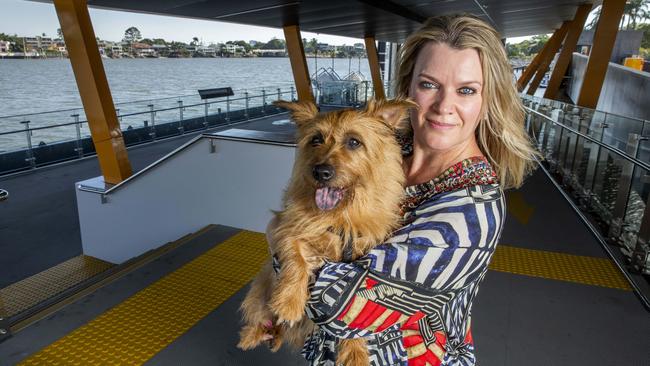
(0, 83, 298, 120)
(525, 107, 650, 172)
(76, 113, 296, 196)
(0, 90, 293, 138)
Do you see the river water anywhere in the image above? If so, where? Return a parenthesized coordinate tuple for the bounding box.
(0, 57, 371, 151)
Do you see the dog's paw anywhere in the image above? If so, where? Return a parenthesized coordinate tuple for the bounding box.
(269, 293, 306, 326)
(237, 323, 273, 350)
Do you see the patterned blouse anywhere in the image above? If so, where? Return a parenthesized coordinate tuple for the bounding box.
(302, 157, 504, 366)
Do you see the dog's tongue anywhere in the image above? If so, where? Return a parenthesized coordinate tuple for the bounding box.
(315, 187, 344, 211)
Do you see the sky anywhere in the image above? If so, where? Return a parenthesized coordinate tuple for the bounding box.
(0, 0, 365, 45)
(0, 0, 548, 45)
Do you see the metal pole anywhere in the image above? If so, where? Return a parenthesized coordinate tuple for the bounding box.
(204, 99, 209, 129)
(21, 120, 35, 168)
(226, 95, 230, 122)
(178, 100, 185, 134)
(277, 88, 281, 102)
(72, 114, 83, 158)
(244, 92, 249, 120)
(290, 86, 295, 101)
(262, 89, 266, 114)
(148, 104, 156, 140)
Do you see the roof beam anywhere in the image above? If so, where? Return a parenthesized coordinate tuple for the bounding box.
(356, 0, 426, 24)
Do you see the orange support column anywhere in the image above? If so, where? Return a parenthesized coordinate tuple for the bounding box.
(283, 25, 314, 103)
(544, 4, 592, 99)
(527, 22, 570, 96)
(53, 0, 131, 185)
(364, 36, 385, 100)
(577, 0, 626, 109)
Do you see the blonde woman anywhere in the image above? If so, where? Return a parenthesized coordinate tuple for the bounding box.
(266, 14, 537, 365)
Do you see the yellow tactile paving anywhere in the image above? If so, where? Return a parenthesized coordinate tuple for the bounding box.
(0, 255, 114, 318)
(19, 230, 269, 366)
(490, 245, 632, 291)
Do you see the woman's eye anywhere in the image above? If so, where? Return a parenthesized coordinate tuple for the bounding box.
(310, 134, 323, 146)
(347, 138, 362, 150)
(458, 87, 476, 95)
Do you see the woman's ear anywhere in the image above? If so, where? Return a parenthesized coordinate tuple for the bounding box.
(366, 98, 418, 129)
(273, 100, 319, 126)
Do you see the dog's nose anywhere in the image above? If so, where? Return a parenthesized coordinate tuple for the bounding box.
(313, 164, 335, 182)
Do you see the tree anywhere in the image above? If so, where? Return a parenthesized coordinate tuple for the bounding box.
(262, 37, 285, 50)
(638, 22, 650, 49)
(191, 36, 199, 46)
(56, 28, 63, 40)
(233, 40, 251, 52)
(123, 26, 142, 56)
(123, 27, 142, 44)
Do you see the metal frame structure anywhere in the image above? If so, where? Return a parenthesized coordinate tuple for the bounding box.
(523, 97, 650, 309)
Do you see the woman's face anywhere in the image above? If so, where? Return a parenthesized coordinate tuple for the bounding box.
(408, 42, 483, 155)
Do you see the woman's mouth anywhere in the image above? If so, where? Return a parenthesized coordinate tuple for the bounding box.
(427, 119, 457, 129)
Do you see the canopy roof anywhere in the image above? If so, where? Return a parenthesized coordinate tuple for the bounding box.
(40, 0, 599, 41)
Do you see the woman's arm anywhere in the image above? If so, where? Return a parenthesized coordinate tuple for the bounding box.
(306, 185, 505, 339)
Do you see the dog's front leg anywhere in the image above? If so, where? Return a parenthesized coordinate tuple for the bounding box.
(268, 238, 312, 326)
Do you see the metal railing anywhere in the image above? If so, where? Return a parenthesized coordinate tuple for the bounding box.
(522, 94, 650, 283)
(0, 80, 383, 175)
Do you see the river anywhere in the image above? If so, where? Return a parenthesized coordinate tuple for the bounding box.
(0, 57, 371, 151)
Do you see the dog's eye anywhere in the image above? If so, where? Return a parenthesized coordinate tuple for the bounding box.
(310, 134, 323, 146)
(347, 138, 362, 150)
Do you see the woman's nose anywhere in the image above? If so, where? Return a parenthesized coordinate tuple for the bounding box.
(432, 89, 454, 115)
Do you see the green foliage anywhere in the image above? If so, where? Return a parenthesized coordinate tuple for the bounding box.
(123, 26, 142, 44)
(302, 38, 318, 53)
(232, 40, 251, 52)
(0, 33, 24, 52)
(639, 23, 650, 48)
(506, 34, 549, 59)
(262, 37, 285, 50)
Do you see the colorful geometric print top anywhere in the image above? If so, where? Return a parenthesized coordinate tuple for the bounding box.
(302, 157, 505, 366)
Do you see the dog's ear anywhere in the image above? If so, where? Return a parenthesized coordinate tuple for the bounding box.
(366, 98, 418, 129)
(274, 100, 319, 126)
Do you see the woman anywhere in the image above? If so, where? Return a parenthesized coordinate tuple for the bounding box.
(270, 14, 536, 365)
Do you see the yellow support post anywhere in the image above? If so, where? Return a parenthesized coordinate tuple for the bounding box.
(544, 4, 592, 99)
(53, 0, 131, 185)
(517, 34, 553, 92)
(577, 0, 626, 109)
(364, 36, 385, 100)
(283, 25, 314, 103)
(527, 22, 570, 96)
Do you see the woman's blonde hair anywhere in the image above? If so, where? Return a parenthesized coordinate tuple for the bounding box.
(395, 14, 538, 189)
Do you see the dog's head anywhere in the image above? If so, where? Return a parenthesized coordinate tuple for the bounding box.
(275, 98, 416, 212)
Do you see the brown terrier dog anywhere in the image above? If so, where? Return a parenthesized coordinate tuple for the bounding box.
(238, 98, 415, 365)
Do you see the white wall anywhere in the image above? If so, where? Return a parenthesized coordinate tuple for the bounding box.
(76, 135, 295, 264)
(568, 53, 650, 121)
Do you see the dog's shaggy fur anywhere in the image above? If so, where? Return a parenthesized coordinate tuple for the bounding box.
(238, 98, 415, 365)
